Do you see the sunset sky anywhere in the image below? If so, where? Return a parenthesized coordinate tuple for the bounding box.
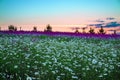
(0, 0, 120, 33)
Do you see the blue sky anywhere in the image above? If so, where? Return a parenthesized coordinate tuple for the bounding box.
(0, 0, 120, 28)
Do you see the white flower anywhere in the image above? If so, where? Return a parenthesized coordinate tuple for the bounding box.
(52, 71, 56, 74)
(56, 76, 60, 80)
(42, 63, 46, 66)
(60, 73, 65, 76)
(72, 75, 78, 79)
(25, 53, 31, 59)
(105, 64, 108, 67)
(98, 74, 103, 78)
(3, 57, 7, 60)
(64, 67, 73, 72)
(98, 62, 102, 67)
(103, 73, 107, 76)
(112, 53, 117, 57)
(109, 65, 114, 70)
(104, 68, 108, 72)
(34, 61, 39, 63)
(53, 57, 57, 63)
(88, 58, 92, 61)
(86, 67, 90, 70)
(14, 65, 18, 69)
(26, 76, 32, 80)
(27, 65, 30, 68)
(35, 54, 39, 56)
(92, 59, 97, 64)
(117, 62, 120, 67)
(82, 68, 85, 70)
(88, 51, 92, 54)
(34, 72, 39, 75)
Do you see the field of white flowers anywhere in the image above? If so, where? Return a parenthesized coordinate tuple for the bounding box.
(0, 34, 120, 80)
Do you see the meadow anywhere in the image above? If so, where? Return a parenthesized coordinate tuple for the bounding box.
(0, 31, 120, 80)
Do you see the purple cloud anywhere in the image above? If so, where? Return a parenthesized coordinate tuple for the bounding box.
(89, 18, 119, 28)
(106, 17, 115, 20)
(104, 22, 120, 28)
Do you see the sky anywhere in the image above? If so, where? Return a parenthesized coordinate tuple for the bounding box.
(0, 0, 120, 33)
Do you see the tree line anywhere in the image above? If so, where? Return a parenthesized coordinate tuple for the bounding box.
(7, 24, 52, 32)
(75, 26, 106, 34)
(0, 24, 117, 35)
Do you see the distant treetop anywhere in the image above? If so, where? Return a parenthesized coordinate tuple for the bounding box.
(8, 25, 17, 31)
(44, 24, 52, 32)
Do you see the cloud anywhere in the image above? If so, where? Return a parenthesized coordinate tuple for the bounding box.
(89, 23, 103, 28)
(89, 17, 119, 28)
(95, 19, 104, 22)
(104, 22, 120, 28)
(106, 17, 115, 20)
(89, 22, 120, 28)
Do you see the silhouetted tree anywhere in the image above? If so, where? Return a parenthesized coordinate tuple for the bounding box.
(75, 29, 79, 33)
(45, 24, 52, 32)
(0, 27, 1, 31)
(20, 27, 22, 31)
(8, 25, 17, 31)
(98, 26, 105, 34)
(44, 29, 47, 32)
(82, 27, 86, 33)
(113, 30, 116, 35)
(89, 27, 95, 34)
(33, 26, 37, 31)
(73, 27, 79, 33)
(15, 27, 17, 31)
(8, 25, 14, 31)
